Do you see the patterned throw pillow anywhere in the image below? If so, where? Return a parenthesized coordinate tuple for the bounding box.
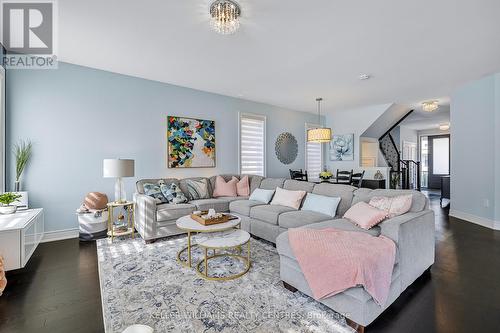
(161, 183, 188, 204)
(143, 183, 168, 203)
(369, 194, 413, 218)
(184, 178, 209, 200)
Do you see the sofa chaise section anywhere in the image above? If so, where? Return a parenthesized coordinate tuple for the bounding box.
(276, 189, 435, 330)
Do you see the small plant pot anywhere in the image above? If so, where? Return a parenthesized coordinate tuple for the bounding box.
(0, 205, 17, 215)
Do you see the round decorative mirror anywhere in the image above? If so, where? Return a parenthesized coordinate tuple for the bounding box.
(275, 132, 298, 165)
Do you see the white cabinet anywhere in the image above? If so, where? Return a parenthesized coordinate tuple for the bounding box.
(0, 209, 44, 271)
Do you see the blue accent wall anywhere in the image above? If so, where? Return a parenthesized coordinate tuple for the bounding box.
(6, 62, 319, 233)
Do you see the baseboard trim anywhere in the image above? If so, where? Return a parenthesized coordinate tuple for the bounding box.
(41, 228, 79, 243)
(449, 209, 500, 230)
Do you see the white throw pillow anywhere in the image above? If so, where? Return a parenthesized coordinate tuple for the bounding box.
(301, 193, 341, 217)
(249, 188, 275, 204)
(270, 187, 307, 210)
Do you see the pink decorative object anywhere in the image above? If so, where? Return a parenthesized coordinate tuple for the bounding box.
(369, 194, 413, 218)
(270, 187, 306, 210)
(234, 176, 250, 196)
(212, 176, 237, 197)
(343, 202, 388, 229)
(288, 228, 396, 306)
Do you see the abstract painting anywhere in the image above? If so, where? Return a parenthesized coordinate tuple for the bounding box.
(167, 116, 216, 168)
(329, 133, 354, 161)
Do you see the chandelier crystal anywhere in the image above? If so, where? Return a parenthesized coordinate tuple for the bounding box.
(209, 0, 241, 35)
(307, 98, 332, 143)
(422, 100, 439, 112)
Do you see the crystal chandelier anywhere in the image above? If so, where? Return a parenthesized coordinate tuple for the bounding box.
(209, 0, 241, 35)
(307, 98, 332, 143)
(422, 100, 439, 112)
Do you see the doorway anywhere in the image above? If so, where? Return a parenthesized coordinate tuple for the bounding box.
(427, 134, 450, 189)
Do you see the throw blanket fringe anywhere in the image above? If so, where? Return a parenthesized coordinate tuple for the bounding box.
(289, 228, 396, 306)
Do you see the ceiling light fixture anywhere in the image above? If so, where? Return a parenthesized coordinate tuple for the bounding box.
(209, 0, 241, 35)
(359, 74, 371, 80)
(422, 100, 439, 112)
(439, 123, 450, 131)
(307, 98, 332, 143)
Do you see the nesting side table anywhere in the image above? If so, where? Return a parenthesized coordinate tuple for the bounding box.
(107, 201, 135, 241)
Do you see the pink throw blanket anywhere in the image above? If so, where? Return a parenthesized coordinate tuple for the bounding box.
(288, 228, 396, 306)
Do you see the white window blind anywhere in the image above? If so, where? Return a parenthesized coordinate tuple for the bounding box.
(240, 114, 266, 176)
(305, 123, 323, 181)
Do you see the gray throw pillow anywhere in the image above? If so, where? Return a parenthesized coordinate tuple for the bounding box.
(143, 183, 168, 203)
(161, 183, 188, 204)
(185, 178, 209, 200)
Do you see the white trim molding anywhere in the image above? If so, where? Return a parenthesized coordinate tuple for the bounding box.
(449, 209, 500, 230)
(41, 228, 79, 243)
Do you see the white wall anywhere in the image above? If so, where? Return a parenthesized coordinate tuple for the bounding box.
(324, 104, 391, 172)
(6, 62, 319, 233)
(450, 73, 499, 228)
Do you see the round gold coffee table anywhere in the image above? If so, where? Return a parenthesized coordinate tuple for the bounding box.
(196, 229, 251, 281)
(175, 215, 241, 268)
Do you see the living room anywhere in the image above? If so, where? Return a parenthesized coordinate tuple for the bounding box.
(0, 1, 499, 333)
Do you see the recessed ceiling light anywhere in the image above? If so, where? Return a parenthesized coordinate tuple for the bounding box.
(359, 74, 371, 80)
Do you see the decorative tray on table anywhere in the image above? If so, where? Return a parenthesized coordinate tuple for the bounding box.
(190, 211, 238, 226)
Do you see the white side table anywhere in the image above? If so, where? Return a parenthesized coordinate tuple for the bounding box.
(0, 208, 44, 271)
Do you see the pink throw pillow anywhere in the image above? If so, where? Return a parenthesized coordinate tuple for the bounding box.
(343, 202, 388, 230)
(270, 187, 306, 210)
(369, 194, 412, 218)
(212, 176, 237, 197)
(234, 176, 250, 196)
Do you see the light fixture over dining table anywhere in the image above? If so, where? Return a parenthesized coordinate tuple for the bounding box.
(307, 98, 332, 143)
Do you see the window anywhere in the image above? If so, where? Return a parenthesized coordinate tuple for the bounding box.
(239, 113, 266, 176)
(305, 123, 323, 181)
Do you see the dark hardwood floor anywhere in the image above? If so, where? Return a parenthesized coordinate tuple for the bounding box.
(1, 194, 499, 333)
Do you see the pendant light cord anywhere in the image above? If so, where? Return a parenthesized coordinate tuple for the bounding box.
(316, 97, 323, 125)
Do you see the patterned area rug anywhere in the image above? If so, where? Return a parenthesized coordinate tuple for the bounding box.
(97, 235, 353, 333)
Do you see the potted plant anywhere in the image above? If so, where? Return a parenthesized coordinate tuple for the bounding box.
(14, 140, 33, 192)
(390, 172, 401, 189)
(0, 192, 22, 214)
(319, 170, 333, 181)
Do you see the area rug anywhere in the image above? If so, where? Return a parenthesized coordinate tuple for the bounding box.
(97, 235, 353, 333)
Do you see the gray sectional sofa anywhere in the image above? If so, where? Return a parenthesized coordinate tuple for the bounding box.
(134, 174, 435, 331)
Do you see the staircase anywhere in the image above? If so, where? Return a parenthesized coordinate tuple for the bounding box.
(378, 110, 421, 190)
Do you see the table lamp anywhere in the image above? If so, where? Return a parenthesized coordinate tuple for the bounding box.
(103, 159, 135, 203)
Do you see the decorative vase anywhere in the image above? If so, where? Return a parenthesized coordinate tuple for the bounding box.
(374, 170, 384, 180)
(0, 205, 17, 215)
(14, 181, 20, 192)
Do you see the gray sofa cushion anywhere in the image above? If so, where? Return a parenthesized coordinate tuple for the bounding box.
(189, 198, 232, 212)
(259, 178, 286, 190)
(353, 188, 428, 212)
(229, 200, 265, 216)
(179, 177, 210, 200)
(136, 178, 178, 194)
(245, 175, 264, 194)
(278, 210, 332, 229)
(312, 183, 356, 217)
(283, 179, 315, 193)
(156, 203, 195, 222)
(250, 204, 295, 225)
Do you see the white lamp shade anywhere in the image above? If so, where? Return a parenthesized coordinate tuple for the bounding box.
(103, 159, 135, 178)
(307, 128, 332, 143)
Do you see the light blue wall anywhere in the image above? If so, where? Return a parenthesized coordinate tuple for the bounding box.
(6, 62, 319, 233)
(450, 74, 497, 221)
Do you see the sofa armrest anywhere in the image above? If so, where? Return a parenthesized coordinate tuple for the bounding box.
(133, 193, 157, 241)
(380, 210, 435, 290)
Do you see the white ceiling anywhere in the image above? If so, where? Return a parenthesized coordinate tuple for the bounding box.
(402, 105, 451, 131)
(58, 0, 500, 113)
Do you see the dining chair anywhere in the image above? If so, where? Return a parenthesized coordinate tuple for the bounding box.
(289, 169, 308, 182)
(351, 170, 365, 188)
(335, 169, 353, 185)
